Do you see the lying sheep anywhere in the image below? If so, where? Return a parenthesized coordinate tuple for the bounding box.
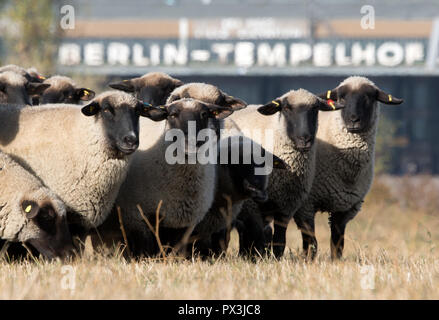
(293, 76, 403, 259)
(0, 152, 73, 259)
(224, 89, 344, 257)
(103, 98, 235, 256)
(38, 75, 95, 104)
(0, 91, 148, 237)
(189, 135, 287, 257)
(0, 71, 50, 105)
(0, 64, 46, 83)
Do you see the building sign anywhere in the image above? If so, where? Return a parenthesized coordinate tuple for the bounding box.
(58, 38, 427, 73)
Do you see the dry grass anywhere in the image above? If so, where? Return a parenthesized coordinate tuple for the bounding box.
(0, 176, 438, 299)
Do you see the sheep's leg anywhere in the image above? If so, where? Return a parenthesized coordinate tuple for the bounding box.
(293, 214, 317, 260)
(329, 212, 350, 260)
(330, 204, 360, 260)
(210, 229, 228, 257)
(235, 205, 267, 258)
(272, 215, 289, 258)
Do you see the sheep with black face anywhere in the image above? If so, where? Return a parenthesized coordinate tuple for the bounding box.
(188, 135, 287, 258)
(38, 75, 95, 105)
(294, 76, 403, 260)
(0, 91, 148, 237)
(0, 152, 73, 259)
(99, 98, 234, 256)
(0, 71, 49, 105)
(224, 89, 344, 257)
(0, 64, 46, 83)
(109, 72, 183, 106)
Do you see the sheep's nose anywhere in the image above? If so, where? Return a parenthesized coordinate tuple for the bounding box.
(301, 135, 312, 143)
(123, 133, 139, 147)
(350, 114, 360, 122)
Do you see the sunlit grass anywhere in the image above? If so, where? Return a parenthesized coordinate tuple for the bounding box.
(0, 177, 438, 299)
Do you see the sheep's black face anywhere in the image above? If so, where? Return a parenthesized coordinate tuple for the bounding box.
(230, 164, 269, 203)
(136, 81, 181, 106)
(82, 96, 143, 156)
(337, 84, 377, 133)
(0, 81, 28, 104)
(41, 85, 95, 105)
(22, 200, 74, 259)
(140, 98, 233, 155)
(283, 105, 319, 151)
(109, 73, 183, 106)
(258, 93, 344, 152)
(322, 81, 403, 134)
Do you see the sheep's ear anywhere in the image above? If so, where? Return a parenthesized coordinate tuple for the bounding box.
(137, 102, 168, 121)
(272, 154, 287, 169)
(21, 200, 40, 219)
(224, 95, 247, 111)
(376, 89, 403, 105)
(26, 83, 50, 95)
(109, 79, 136, 93)
(28, 72, 46, 83)
(172, 78, 184, 89)
(76, 88, 95, 101)
(205, 103, 234, 120)
(317, 97, 344, 111)
(318, 88, 338, 101)
(257, 99, 282, 115)
(166, 93, 180, 104)
(81, 101, 100, 116)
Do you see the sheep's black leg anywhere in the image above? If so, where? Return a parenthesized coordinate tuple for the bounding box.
(329, 212, 353, 260)
(210, 229, 228, 257)
(272, 215, 288, 258)
(293, 214, 317, 260)
(235, 206, 267, 258)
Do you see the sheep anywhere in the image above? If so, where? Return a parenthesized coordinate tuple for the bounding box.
(223, 89, 344, 257)
(38, 75, 95, 105)
(101, 98, 236, 256)
(0, 91, 149, 237)
(0, 71, 50, 105)
(0, 151, 73, 259)
(293, 76, 403, 260)
(189, 135, 287, 257)
(0, 64, 46, 83)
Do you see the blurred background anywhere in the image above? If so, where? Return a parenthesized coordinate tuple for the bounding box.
(0, 0, 438, 175)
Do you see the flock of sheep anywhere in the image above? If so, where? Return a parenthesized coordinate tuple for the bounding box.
(0, 63, 403, 261)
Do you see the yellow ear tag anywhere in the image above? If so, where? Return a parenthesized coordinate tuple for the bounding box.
(89, 105, 94, 112)
(327, 90, 331, 100)
(272, 100, 280, 107)
(84, 90, 89, 96)
(388, 94, 392, 102)
(25, 205, 32, 213)
(329, 101, 336, 110)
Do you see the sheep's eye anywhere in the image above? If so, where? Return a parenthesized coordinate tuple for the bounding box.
(103, 107, 115, 116)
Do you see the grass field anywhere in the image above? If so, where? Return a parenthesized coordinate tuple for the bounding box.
(0, 176, 438, 299)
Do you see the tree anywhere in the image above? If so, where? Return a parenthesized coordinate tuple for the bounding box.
(0, 0, 60, 74)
